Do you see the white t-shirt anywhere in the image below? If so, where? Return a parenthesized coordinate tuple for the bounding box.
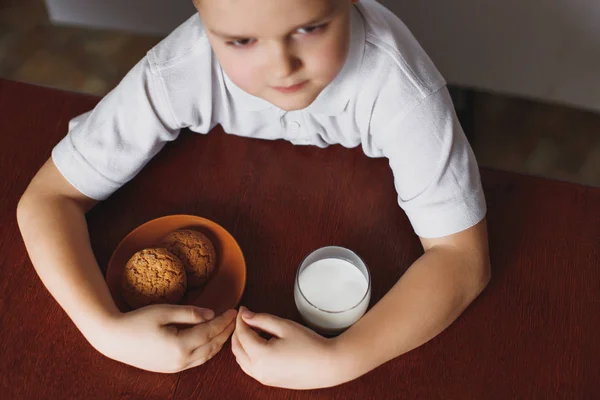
(52, 0, 486, 238)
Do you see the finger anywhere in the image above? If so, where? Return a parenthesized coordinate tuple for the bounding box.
(182, 317, 236, 370)
(178, 309, 237, 350)
(239, 306, 287, 338)
(153, 304, 215, 325)
(235, 307, 269, 358)
(231, 330, 251, 367)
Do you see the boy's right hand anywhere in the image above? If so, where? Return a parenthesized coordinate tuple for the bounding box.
(90, 305, 237, 373)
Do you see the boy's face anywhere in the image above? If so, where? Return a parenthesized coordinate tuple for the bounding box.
(195, 0, 357, 111)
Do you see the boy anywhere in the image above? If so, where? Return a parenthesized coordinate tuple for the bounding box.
(17, 0, 490, 390)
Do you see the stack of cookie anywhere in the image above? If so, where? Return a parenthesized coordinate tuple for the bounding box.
(121, 229, 217, 310)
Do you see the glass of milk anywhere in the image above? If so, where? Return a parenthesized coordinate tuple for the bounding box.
(294, 246, 371, 336)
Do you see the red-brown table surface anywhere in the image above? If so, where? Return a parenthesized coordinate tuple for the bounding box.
(1, 79, 599, 399)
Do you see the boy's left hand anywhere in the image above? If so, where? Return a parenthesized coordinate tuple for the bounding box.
(232, 306, 344, 389)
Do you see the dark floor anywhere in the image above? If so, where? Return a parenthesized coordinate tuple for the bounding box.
(2, 0, 599, 186)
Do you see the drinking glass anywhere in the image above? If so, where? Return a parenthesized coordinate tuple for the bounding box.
(294, 246, 371, 335)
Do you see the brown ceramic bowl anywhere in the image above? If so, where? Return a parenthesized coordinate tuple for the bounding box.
(106, 215, 246, 316)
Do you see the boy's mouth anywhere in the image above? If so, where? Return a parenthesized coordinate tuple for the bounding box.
(272, 81, 307, 94)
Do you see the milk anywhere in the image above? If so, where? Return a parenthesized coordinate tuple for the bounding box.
(295, 257, 370, 335)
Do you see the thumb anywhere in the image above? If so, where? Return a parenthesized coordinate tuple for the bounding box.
(240, 306, 287, 338)
(155, 304, 215, 325)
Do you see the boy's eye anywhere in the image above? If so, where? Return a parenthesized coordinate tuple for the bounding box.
(225, 23, 327, 47)
(296, 23, 327, 35)
(228, 38, 256, 47)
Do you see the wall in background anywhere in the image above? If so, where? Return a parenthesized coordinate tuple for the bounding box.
(46, 0, 600, 113)
(45, 0, 195, 36)
(380, 0, 600, 113)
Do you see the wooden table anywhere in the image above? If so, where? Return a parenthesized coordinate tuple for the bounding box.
(1, 78, 599, 399)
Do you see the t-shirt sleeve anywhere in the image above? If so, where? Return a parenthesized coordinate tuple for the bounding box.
(51, 56, 181, 200)
(373, 85, 486, 238)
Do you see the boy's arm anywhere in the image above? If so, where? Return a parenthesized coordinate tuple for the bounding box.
(333, 218, 490, 382)
(231, 218, 490, 389)
(17, 158, 237, 373)
(17, 158, 115, 334)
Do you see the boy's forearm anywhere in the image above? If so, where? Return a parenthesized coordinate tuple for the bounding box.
(332, 244, 490, 383)
(17, 192, 120, 340)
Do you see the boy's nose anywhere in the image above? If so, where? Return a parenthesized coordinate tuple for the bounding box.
(269, 43, 300, 79)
